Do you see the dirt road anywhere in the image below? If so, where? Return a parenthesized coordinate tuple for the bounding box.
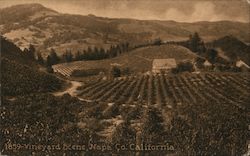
(53, 81, 82, 97)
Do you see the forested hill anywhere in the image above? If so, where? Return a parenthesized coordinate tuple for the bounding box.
(1, 37, 64, 96)
(209, 36, 250, 64)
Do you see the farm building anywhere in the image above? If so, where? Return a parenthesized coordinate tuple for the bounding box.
(204, 60, 212, 67)
(236, 60, 250, 71)
(236, 60, 250, 68)
(152, 59, 177, 73)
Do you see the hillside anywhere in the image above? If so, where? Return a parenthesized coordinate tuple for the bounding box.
(209, 36, 250, 64)
(0, 3, 249, 55)
(0, 36, 39, 66)
(0, 3, 58, 24)
(1, 37, 64, 96)
(52, 44, 197, 76)
(1, 58, 64, 96)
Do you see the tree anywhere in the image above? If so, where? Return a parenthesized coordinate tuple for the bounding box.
(23, 48, 29, 57)
(153, 38, 162, 46)
(37, 52, 44, 65)
(190, 33, 200, 52)
(63, 50, 73, 62)
(172, 61, 194, 73)
(87, 46, 92, 54)
(46, 66, 54, 73)
(207, 49, 218, 64)
(110, 66, 121, 78)
(74, 50, 82, 61)
(99, 47, 107, 59)
(195, 57, 206, 69)
(111, 122, 135, 144)
(93, 46, 99, 59)
(108, 45, 118, 58)
(85, 46, 93, 60)
(141, 107, 165, 143)
(49, 48, 60, 64)
(189, 32, 205, 53)
(115, 45, 122, 55)
(122, 42, 129, 52)
(28, 44, 36, 60)
(46, 55, 52, 67)
(122, 67, 130, 76)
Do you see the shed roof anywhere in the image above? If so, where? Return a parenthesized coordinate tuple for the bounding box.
(152, 59, 177, 69)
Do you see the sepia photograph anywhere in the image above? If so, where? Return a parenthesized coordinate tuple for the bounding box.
(0, 0, 249, 155)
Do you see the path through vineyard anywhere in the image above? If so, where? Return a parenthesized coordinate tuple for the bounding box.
(53, 80, 82, 97)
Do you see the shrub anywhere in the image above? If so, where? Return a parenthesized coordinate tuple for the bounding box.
(172, 61, 194, 74)
(110, 66, 121, 78)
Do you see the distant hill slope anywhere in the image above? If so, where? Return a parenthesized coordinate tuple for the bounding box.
(0, 3, 58, 24)
(53, 44, 197, 75)
(1, 37, 64, 96)
(0, 3, 249, 55)
(209, 36, 250, 65)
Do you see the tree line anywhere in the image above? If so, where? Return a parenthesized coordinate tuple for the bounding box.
(36, 42, 130, 67)
(37, 37, 164, 68)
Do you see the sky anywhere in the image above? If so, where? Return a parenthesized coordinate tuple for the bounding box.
(0, 0, 249, 22)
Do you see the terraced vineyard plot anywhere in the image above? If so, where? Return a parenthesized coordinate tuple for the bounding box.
(52, 62, 83, 76)
(78, 73, 249, 109)
(77, 72, 249, 155)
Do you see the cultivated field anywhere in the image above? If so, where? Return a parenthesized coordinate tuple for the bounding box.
(75, 72, 249, 155)
(78, 73, 249, 109)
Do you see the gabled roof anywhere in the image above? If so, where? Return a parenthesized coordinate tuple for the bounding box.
(236, 60, 250, 68)
(152, 59, 177, 69)
(204, 60, 212, 66)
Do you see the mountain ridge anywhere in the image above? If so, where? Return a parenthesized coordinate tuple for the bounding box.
(1, 3, 249, 55)
(2, 3, 248, 24)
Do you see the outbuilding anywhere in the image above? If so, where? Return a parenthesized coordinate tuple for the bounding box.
(152, 59, 177, 73)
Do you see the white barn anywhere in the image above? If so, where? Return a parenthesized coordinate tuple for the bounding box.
(152, 59, 177, 73)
